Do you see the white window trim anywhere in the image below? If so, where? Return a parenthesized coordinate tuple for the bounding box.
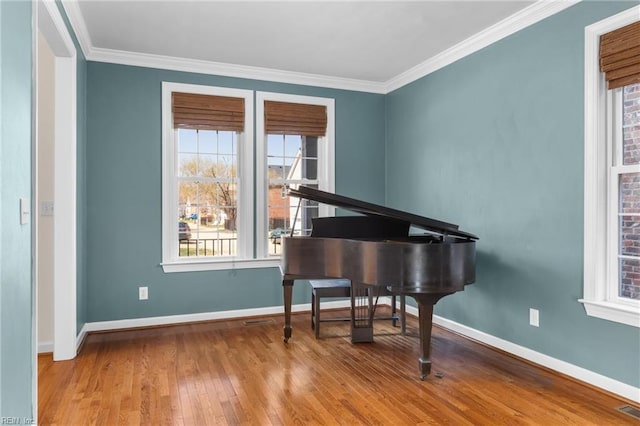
(161, 82, 255, 273)
(581, 6, 640, 328)
(255, 91, 335, 259)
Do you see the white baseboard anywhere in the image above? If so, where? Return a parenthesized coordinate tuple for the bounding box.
(77, 298, 639, 403)
(38, 341, 53, 354)
(77, 325, 88, 352)
(81, 300, 351, 333)
(432, 315, 640, 403)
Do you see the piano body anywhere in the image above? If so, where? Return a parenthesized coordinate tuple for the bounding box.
(280, 186, 478, 380)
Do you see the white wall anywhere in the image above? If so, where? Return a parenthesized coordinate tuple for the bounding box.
(37, 32, 55, 352)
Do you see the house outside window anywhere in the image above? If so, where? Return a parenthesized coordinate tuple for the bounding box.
(582, 7, 640, 328)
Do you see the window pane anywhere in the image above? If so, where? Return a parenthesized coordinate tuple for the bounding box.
(177, 129, 197, 153)
(619, 172, 640, 215)
(178, 181, 197, 220)
(302, 157, 318, 180)
(284, 135, 303, 164)
(267, 134, 302, 172)
(218, 131, 236, 155)
(620, 258, 640, 300)
(198, 154, 216, 176)
(302, 137, 318, 180)
(620, 214, 640, 257)
(623, 83, 640, 165)
(178, 154, 197, 177)
(198, 130, 216, 154)
(301, 183, 319, 234)
(619, 172, 640, 258)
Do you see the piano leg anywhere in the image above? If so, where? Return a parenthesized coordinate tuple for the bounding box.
(413, 293, 449, 380)
(283, 279, 294, 343)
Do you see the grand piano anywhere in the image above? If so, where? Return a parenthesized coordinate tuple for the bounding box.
(280, 185, 478, 380)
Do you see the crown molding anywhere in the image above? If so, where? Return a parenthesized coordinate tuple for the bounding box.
(60, 0, 92, 57)
(87, 46, 388, 94)
(384, 0, 581, 93)
(61, 0, 580, 95)
(60, 0, 387, 93)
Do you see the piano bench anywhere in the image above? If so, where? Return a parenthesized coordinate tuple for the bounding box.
(309, 280, 407, 339)
(310, 279, 351, 339)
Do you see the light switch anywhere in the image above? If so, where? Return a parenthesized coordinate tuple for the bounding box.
(20, 198, 30, 225)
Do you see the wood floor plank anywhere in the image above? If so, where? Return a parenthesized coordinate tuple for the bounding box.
(39, 309, 638, 425)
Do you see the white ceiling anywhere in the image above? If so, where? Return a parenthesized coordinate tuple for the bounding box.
(69, 1, 538, 86)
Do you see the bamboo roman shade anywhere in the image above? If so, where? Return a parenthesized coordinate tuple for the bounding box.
(264, 101, 327, 136)
(599, 20, 640, 89)
(172, 92, 245, 132)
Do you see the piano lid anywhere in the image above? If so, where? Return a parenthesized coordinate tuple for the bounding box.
(287, 185, 478, 241)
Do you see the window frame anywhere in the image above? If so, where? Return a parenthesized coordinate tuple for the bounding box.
(581, 6, 640, 328)
(161, 82, 258, 272)
(255, 91, 335, 259)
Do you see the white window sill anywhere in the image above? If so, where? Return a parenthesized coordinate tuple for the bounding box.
(579, 299, 640, 328)
(161, 257, 281, 273)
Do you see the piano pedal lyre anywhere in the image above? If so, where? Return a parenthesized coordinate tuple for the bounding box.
(350, 284, 375, 343)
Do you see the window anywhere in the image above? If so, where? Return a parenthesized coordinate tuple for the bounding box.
(162, 82, 254, 271)
(256, 92, 335, 259)
(582, 7, 640, 327)
(162, 84, 335, 272)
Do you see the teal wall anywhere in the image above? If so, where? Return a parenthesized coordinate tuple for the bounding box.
(0, 0, 33, 418)
(0, 0, 636, 418)
(386, 1, 640, 389)
(85, 63, 386, 322)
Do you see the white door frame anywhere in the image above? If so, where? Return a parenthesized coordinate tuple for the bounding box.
(36, 0, 77, 361)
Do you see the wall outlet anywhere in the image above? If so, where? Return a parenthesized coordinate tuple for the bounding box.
(139, 286, 148, 300)
(529, 308, 539, 327)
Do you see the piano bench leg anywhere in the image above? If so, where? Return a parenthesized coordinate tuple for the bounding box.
(314, 289, 321, 339)
(400, 295, 406, 336)
(391, 295, 397, 327)
(311, 292, 316, 330)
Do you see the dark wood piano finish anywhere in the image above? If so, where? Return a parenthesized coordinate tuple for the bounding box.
(280, 186, 478, 380)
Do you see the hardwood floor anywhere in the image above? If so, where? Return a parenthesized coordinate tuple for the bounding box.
(38, 309, 638, 425)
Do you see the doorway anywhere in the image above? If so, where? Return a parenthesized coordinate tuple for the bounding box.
(35, 0, 77, 361)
